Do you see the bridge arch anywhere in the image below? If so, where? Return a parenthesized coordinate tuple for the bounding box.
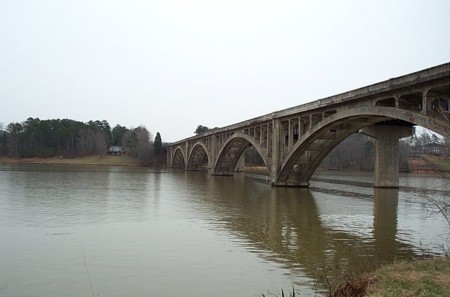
(276, 105, 449, 186)
(187, 142, 210, 171)
(213, 133, 270, 176)
(171, 146, 186, 169)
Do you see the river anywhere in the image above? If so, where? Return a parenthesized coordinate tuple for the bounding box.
(0, 164, 449, 297)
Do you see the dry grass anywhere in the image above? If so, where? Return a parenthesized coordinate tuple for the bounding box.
(409, 156, 450, 172)
(332, 278, 372, 297)
(424, 156, 450, 171)
(336, 257, 450, 297)
(244, 166, 269, 175)
(0, 155, 141, 167)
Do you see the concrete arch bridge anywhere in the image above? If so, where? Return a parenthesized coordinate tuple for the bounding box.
(167, 63, 450, 188)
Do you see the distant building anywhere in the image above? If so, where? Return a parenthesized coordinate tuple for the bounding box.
(422, 142, 444, 156)
(107, 146, 123, 155)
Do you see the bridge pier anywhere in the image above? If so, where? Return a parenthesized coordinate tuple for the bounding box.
(363, 123, 414, 188)
(235, 154, 245, 172)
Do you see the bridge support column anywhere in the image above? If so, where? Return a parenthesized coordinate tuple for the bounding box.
(209, 136, 217, 174)
(363, 124, 413, 188)
(235, 154, 245, 172)
(270, 119, 282, 183)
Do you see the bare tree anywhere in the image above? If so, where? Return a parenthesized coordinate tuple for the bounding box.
(321, 133, 375, 171)
(122, 126, 153, 165)
(418, 96, 450, 254)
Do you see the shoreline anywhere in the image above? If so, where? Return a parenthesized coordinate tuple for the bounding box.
(0, 155, 142, 167)
(1, 157, 448, 174)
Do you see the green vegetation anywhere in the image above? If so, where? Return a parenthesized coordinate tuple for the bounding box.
(194, 124, 210, 135)
(112, 124, 128, 146)
(194, 124, 219, 135)
(154, 132, 162, 154)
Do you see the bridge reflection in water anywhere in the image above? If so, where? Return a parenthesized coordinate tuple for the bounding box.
(373, 188, 399, 262)
(180, 172, 418, 290)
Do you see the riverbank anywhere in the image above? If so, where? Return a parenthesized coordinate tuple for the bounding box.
(409, 156, 450, 173)
(2, 155, 449, 173)
(0, 155, 141, 167)
(333, 257, 450, 297)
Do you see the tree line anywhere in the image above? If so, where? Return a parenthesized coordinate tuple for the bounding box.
(0, 117, 164, 166)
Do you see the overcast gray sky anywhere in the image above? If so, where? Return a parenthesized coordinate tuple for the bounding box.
(1, 0, 449, 142)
